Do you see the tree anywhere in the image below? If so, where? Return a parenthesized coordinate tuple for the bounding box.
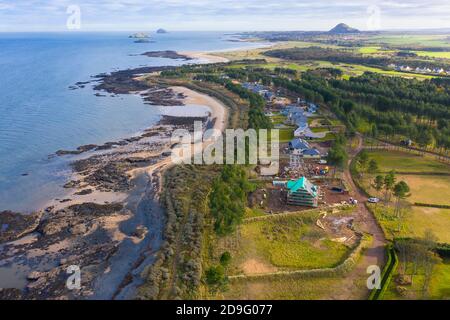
(421, 230, 441, 298)
(342, 100, 355, 114)
(373, 175, 384, 197)
(220, 252, 232, 268)
(368, 159, 379, 174)
(383, 171, 396, 203)
(327, 143, 347, 177)
(357, 150, 370, 177)
(209, 165, 253, 235)
(393, 181, 411, 231)
(205, 265, 226, 288)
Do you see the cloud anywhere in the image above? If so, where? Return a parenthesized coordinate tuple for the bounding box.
(0, 0, 449, 31)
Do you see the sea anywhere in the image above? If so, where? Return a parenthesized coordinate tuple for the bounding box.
(0, 31, 266, 212)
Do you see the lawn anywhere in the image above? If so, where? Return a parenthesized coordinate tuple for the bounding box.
(244, 207, 266, 219)
(429, 258, 450, 299)
(216, 213, 353, 277)
(368, 204, 450, 243)
(313, 132, 336, 142)
(278, 127, 295, 142)
(358, 150, 450, 243)
(270, 114, 287, 125)
(366, 150, 450, 174)
(218, 276, 349, 300)
(242, 219, 349, 269)
(310, 127, 329, 133)
(396, 175, 450, 206)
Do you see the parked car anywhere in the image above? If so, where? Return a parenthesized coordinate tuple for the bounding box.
(368, 198, 380, 203)
(331, 187, 344, 193)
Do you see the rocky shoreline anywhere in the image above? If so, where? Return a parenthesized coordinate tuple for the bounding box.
(140, 51, 193, 61)
(0, 64, 215, 300)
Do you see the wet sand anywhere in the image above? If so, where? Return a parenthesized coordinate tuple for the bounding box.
(0, 81, 228, 299)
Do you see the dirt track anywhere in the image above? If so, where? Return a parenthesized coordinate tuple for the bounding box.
(330, 134, 387, 300)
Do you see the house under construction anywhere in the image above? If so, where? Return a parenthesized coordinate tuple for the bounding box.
(286, 177, 319, 207)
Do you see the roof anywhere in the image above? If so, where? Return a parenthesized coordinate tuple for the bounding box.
(289, 138, 310, 150)
(293, 115, 307, 125)
(286, 177, 318, 196)
(303, 148, 321, 156)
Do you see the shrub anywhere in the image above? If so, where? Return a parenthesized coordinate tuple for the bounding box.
(220, 252, 232, 267)
(205, 265, 226, 286)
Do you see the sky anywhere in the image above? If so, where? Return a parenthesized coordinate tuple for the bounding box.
(1, 0, 450, 32)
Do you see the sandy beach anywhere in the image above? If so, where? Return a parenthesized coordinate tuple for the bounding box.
(179, 51, 230, 64)
(0, 75, 229, 299)
(170, 86, 228, 133)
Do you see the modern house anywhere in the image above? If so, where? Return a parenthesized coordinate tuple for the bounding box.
(303, 128, 325, 140)
(302, 148, 322, 159)
(242, 82, 275, 101)
(307, 103, 318, 113)
(294, 123, 309, 137)
(286, 177, 319, 207)
(289, 138, 310, 154)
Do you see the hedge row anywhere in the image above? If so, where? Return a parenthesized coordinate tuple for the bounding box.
(436, 243, 450, 258)
(368, 245, 398, 300)
(414, 203, 450, 209)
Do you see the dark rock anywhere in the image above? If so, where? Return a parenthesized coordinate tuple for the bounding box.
(141, 50, 192, 60)
(0, 288, 23, 300)
(74, 189, 93, 196)
(0, 211, 42, 244)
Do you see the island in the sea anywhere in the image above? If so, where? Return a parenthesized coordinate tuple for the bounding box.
(129, 32, 151, 39)
(156, 28, 168, 34)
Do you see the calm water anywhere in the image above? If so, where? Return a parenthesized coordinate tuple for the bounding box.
(0, 32, 265, 211)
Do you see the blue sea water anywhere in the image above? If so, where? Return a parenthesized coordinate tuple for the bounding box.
(0, 32, 265, 212)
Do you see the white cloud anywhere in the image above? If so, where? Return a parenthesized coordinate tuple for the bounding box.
(0, 0, 449, 31)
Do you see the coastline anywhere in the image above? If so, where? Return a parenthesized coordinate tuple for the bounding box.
(0, 65, 229, 299)
(0, 34, 268, 299)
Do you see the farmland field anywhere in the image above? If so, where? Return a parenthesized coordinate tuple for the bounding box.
(359, 150, 450, 243)
(396, 175, 450, 206)
(413, 50, 450, 59)
(366, 150, 450, 174)
(367, 35, 450, 48)
(369, 204, 450, 243)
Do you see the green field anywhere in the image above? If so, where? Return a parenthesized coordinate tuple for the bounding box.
(359, 150, 450, 243)
(396, 175, 450, 206)
(219, 276, 351, 300)
(369, 204, 450, 243)
(278, 127, 295, 142)
(270, 114, 288, 125)
(413, 50, 450, 59)
(216, 212, 353, 277)
(366, 150, 450, 173)
(368, 35, 450, 48)
(384, 258, 450, 300)
(429, 258, 450, 299)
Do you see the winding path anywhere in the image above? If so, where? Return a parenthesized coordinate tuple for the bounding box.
(330, 134, 387, 299)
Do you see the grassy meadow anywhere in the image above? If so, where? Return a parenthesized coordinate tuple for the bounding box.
(360, 150, 450, 243)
